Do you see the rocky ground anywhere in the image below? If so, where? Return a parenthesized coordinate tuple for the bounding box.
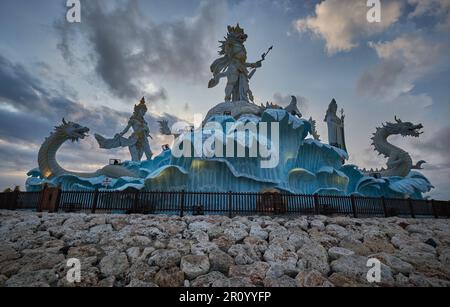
(0, 210, 449, 287)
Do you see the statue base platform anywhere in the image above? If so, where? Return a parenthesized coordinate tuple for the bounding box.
(203, 100, 262, 124)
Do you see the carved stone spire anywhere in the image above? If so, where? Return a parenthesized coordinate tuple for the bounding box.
(324, 98, 347, 152)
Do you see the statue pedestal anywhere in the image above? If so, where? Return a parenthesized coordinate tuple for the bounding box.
(203, 100, 262, 124)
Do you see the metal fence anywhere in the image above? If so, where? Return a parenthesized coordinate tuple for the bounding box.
(0, 190, 449, 219)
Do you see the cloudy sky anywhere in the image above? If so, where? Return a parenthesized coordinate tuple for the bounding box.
(0, 0, 449, 199)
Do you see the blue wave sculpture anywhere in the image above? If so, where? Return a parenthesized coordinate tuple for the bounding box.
(26, 108, 433, 199)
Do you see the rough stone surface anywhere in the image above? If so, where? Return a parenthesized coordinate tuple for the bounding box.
(127, 279, 158, 287)
(208, 250, 234, 274)
(229, 262, 270, 286)
(296, 270, 334, 287)
(263, 275, 298, 287)
(148, 249, 181, 269)
(191, 271, 227, 287)
(99, 253, 129, 277)
(297, 242, 330, 275)
(212, 277, 255, 287)
(154, 267, 184, 287)
(180, 255, 210, 280)
(328, 247, 355, 261)
(1, 210, 449, 287)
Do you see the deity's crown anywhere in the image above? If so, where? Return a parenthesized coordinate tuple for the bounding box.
(227, 23, 245, 35)
(134, 97, 147, 112)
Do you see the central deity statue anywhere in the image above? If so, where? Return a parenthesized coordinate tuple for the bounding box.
(208, 24, 268, 103)
(95, 97, 153, 162)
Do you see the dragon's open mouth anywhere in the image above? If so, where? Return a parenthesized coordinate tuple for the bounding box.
(72, 128, 90, 141)
(407, 124, 424, 137)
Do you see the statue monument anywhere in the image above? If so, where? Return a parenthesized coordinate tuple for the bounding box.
(324, 99, 347, 152)
(26, 24, 433, 199)
(208, 24, 271, 103)
(95, 97, 153, 162)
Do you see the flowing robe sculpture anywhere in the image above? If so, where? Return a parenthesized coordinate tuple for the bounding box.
(95, 97, 153, 162)
(208, 24, 263, 103)
(324, 99, 347, 152)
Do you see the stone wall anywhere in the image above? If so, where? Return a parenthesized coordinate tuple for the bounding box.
(0, 210, 449, 287)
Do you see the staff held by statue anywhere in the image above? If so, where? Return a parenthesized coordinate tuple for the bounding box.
(248, 45, 273, 80)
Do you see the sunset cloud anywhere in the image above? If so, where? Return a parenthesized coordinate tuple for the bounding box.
(56, 0, 226, 100)
(294, 0, 402, 54)
(358, 34, 450, 100)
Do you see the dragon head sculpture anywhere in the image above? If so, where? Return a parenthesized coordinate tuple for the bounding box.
(383, 116, 424, 138)
(56, 118, 90, 142)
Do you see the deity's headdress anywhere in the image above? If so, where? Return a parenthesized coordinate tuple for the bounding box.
(227, 23, 245, 35)
(134, 97, 148, 113)
(324, 99, 338, 122)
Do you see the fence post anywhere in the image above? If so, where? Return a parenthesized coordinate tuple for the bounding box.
(53, 187, 62, 213)
(37, 184, 48, 212)
(313, 194, 320, 215)
(408, 198, 415, 219)
(10, 189, 20, 211)
(431, 199, 438, 219)
(447, 200, 450, 219)
(228, 191, 233, 218)
(91, 189, 99, 214)
(180, 190, 185, 218)
(133, 190, 140, 214)
(381, 197, 388, 218)
(350, 195, 358, 218)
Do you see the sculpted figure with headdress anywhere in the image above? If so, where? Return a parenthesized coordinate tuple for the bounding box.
(208, 24, 266, 103)
(95, 97, 153, 162)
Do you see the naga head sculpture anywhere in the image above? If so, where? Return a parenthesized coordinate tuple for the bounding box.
(384, 116, 424, 138)
(56, 118, 90, 142)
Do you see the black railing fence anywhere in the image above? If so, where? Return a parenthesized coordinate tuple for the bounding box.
(0, 189, 449, 219)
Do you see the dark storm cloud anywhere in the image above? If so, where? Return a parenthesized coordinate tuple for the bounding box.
(357, 35, 450, 100)
(0, 53, 126, 134)
(417, 126, 450, 160)
(0, 53, 184, 189)
(55, 0, 226, 100)
(409, 125, 450, 199)
(0, 53, 177, 136)
(0, 54, 186, 188)
(0, 55, 50, 110)
(0, 140, 36, 170)
(357, 60, 406, 99)
(0, 109, 52, 143)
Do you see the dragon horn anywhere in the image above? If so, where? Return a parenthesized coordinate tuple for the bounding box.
(62, 118, 67, 125)
(395, 116, 402, 123)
